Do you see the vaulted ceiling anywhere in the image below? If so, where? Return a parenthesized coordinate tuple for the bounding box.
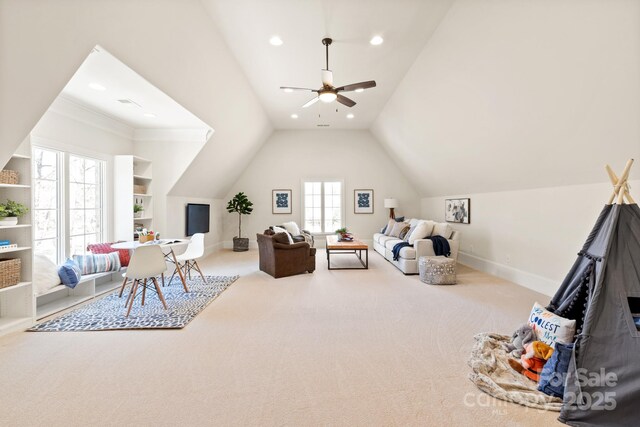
(201, 0, 454, 130)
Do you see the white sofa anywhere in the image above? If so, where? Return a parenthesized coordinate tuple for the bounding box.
(373, 219, 460, 274)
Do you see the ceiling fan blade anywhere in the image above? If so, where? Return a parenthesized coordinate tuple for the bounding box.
(336, 94, 356, 108)
(302, 96, 320, 108)
(336, 80, 376, 92)
(280, 86, 316, 92)
(321, 69, 333, 86)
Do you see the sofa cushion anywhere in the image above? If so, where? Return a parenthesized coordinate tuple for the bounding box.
(73, 252, 121, 275)
(282, 221, 301, 236)
(433, 222, 453, 239)
(398, 224, 411, 240)
(398, 246, 416, 260)
(33, 254, 61, 295)
(389, 222, 408, 238)
(408, 221, 435, 245)
(58, 259, 82, 288)
(385, 238, 403, 251)
(87, 243, 130, 267)
(272, 232, 290, 245)
(373, 233, 386, 244)
(378, 235, 398, 246)
(272, 226, 294, 244)
(383, 219, 396, 236)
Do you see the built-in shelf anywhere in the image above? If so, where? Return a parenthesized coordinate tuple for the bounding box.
(135, 217, 153, 221)
(0, 246, 32, 255)
(0, 281, 31, 294)
(133, 174, 152, 181)
(0, 224, 32, 230)
(95, 279, 123, 296)
(0, 183, 30, 189)
(132, 156, 152, 164)
(133, 193, 152, 197)
(11, 154, 31, 160)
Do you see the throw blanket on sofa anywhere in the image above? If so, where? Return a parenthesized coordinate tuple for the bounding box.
(392, 236, 451, 261)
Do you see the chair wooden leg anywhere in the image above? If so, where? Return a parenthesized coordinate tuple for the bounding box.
(118, 276, 128, 298)
(126, 279, 140, 317)
(161, 272, 165, 287)
(151, 277, 168, 310)
(194, 260, 207, 284)
(141, 278, 147, 306)
(125, 279, 138, 307)
(170, 249, 189, 292)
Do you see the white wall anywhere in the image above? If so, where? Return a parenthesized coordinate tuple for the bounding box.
(422, 179, 640, 296)
(0, 0, 272, 199)
(222, 130, 421, 246)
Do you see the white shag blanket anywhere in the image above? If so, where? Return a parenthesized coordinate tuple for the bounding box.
(468, 332, 563, 411)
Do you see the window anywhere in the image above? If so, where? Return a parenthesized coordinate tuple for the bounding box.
(33, 148, 106, 263)
(303, 181, 343, 233)
(33, 148, 61, 263)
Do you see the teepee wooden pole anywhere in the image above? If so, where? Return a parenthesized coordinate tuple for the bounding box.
(606, 164, 636, 204)
(613, 159, 634, 205)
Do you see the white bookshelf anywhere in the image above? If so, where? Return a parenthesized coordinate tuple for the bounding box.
(114, 155, 153, 241)
(0, 148, 34, 336)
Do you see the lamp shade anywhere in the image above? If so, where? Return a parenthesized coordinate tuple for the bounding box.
(384, 198, 399, 209)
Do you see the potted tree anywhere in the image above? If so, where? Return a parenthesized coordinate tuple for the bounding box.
(226, 192, 253, 252)
(0, 200, 29, 226)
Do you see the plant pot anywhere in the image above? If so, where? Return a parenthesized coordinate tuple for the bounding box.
(134, 211, 144, 219)
(0, 217, 18, 226)
(233, 237, 249, 252)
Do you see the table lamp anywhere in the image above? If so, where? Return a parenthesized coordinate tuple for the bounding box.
(384, 198, 398, 219)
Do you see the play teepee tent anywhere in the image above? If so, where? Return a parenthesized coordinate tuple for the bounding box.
(546, 159, 640, 426)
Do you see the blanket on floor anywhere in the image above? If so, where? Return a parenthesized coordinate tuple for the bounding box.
(468, 332, 563, 411)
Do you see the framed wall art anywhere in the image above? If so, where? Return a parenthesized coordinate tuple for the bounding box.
(445, 198, 470, 224)
(354, 189, 374, 214)
(272, 189, 292, 214)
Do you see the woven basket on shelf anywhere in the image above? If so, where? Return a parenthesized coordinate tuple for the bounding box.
(0, 258, 21, 289)
(0, 170, 19, 185)
(133, 184, 146, 194)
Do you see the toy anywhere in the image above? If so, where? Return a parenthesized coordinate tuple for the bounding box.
(508, 341, 554, 382)
(505, 324, 535, 357)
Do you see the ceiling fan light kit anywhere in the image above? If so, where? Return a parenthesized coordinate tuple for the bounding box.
(280, 37, 377, 110)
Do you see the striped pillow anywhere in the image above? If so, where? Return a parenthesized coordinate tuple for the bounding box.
(73, 252, 121, 275)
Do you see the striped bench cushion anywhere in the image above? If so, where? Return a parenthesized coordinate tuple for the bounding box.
(73, 252, 121, 275)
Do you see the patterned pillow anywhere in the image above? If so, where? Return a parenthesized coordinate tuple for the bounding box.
(398, 225, 411, 240)
(383, 219, 396, 236)
(87, 243, 130, 267)
(58, 259, 82, 288)
(389, 222, 408, 238)
(73, 252, 121, 275)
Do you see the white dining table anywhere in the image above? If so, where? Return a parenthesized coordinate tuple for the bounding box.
(112, 239, 190, 292)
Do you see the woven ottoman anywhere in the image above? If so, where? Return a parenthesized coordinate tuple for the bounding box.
(419, 256, 457, 285)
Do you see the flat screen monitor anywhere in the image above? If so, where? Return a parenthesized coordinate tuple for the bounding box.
(185, 203, 210, 236)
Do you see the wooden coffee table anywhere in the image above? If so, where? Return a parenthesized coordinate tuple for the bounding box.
(326, 235, 369, 270)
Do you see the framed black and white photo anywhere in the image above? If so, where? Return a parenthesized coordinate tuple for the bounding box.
(354, 189, 374, 214)
(272, 189, 292, 214)
(445, 198, 470, 224)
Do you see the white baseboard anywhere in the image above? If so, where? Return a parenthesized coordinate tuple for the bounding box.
(204, 241, 224, 257)
(458, 251, 558, 297)
(223, 240, 258, 250)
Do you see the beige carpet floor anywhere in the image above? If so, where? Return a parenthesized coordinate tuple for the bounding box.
(0, 249, 562, 426)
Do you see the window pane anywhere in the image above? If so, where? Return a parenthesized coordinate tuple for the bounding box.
(69, 156, 84, 183)
(84, 159, 97, 184)
(34, 149, 57, 180)
(35, 239, 58, 263)
(34, 180, 57, 209)
(84, 210, 98, 234)
(34, 210, 57, 239)
(70, 183, 84, 209)
(70, 210, 84, 235)
(69, 235, 86, 256)
(84, 184, 97, 208)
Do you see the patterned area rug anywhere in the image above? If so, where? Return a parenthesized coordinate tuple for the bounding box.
(29, 275, 239, 332)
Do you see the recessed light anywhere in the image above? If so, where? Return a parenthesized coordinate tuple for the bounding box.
(355, 88, 364, 93)
(88, 82, 106, 91)
(270, 36, 283, 46)
(283, 88, 293, 93)
(346, 113, 354, 119)
(143, 113, 156, 118)
(370, 35, 384, 46)
(291, 114, 298, 119)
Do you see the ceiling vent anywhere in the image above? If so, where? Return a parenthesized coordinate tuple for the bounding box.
(317, 124, 330, 127)
(117, 98, 142, 108)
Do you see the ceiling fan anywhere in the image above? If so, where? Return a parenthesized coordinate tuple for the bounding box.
(280, 38, 376, 108)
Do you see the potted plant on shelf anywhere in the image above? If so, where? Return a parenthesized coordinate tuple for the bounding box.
(133, 203, 144, 219)
(0, 200, 29, 226)
(226, 192, 253, 252)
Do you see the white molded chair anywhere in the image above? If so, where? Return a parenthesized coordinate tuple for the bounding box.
(124, 245, 168, 316)
(169, 233, 206, 285)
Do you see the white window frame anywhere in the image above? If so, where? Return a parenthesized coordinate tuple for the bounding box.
(301, 179, 345, 235)
(33, 144, 107, 261)
(33, 147, 64, 264)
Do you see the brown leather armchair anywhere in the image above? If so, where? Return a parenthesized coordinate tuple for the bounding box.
(257, 232, 316, 278)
